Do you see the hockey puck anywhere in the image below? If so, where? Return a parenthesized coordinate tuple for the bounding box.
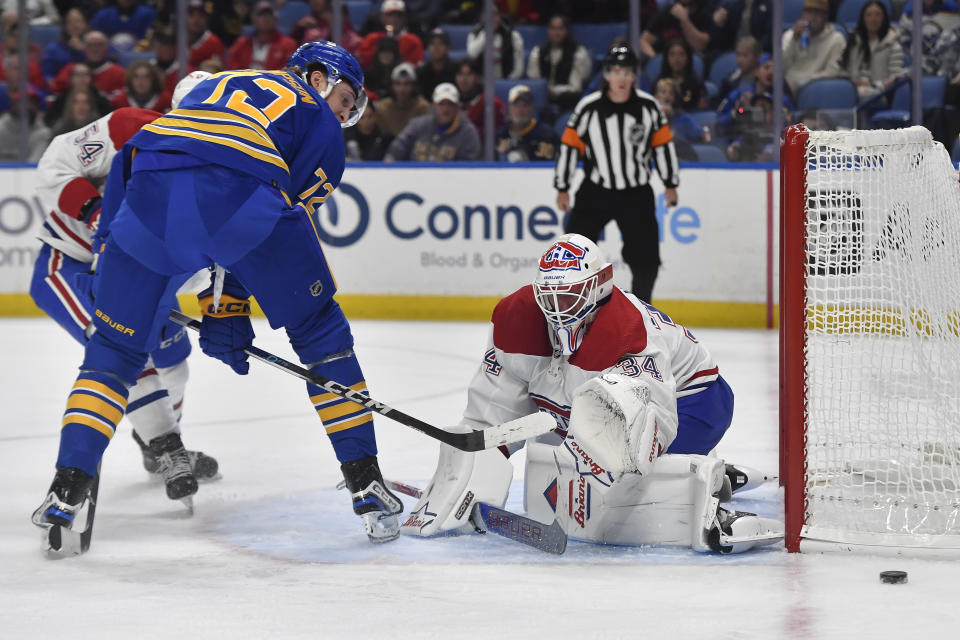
(880, 570, 908, 584)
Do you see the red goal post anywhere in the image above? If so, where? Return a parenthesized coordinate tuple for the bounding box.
(779, 124, 960, 554)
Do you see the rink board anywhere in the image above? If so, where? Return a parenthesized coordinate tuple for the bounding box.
(0, 163, 779, 327)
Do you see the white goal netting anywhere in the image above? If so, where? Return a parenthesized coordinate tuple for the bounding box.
(802, 127, 960, 548)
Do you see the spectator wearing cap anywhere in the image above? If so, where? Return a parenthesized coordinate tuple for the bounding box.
(364, 35, 402, 100)
(41, 8, 88, 81)
(718, 36, 761, 101)
(466, 4, 524, 79)
(495, 84, 558, 162)
(292, 0, 362, 51)
(385, 82, 481, 161)
(416, 27, 457, 100)
(187, 0, 225, 67)
(90, 0, 156, 51)
(455, 58, 505, 139)
(226, 1, 298, 70)
(49, 31, 125, 100)
(782, 0, 846, 92)
(43, 62, 112, 127)
(110, 59, 171, 112)
(356, 1, 424, 70)
(526, 15, 593, 111)
(344, 101, 391, 161)
(375, 62, 431, 137)
(717, 54, 794, 155)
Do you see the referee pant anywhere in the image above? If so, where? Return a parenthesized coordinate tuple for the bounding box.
(565, 181, 660, 303)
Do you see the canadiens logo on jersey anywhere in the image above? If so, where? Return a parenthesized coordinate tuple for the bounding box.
(539, 241, 586, 272)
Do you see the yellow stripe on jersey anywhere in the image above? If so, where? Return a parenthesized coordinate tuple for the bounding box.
(324, 413, 373, 435)
(65, 391, 124, 427)
(72, 378, 127, 408)
(310, 381, 368, 407)
(62, 412, 117, 439)
(165, 108, 273, 142)
(156, 116, 275, 149)
(141, 124, 290, 172)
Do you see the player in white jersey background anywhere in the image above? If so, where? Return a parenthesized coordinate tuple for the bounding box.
(402, 234, 782, 553)
(29, 71, 219, 504)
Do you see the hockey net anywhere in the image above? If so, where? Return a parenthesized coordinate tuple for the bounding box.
(780, 125, 960, 552)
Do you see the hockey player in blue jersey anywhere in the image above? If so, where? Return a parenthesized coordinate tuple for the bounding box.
(32, 41, 404, 550)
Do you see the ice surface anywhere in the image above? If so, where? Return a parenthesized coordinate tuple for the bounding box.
(2, 319, 958, 638)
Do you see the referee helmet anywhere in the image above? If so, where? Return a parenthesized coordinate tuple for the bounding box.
(602, 44, 638, 71)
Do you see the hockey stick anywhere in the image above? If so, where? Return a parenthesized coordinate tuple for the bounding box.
(379, 479, 567, 555)
(169, 310, 555, 451)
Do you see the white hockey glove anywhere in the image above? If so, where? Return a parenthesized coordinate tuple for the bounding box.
(568, 374, 675, 478)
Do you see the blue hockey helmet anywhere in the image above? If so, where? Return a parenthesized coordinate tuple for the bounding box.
(287, 41, 367, 128)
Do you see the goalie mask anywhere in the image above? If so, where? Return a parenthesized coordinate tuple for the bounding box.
(533, 234, 614, 355)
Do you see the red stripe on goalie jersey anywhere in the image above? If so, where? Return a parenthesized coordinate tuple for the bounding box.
(570, 289, 648, 371)
(491, 286, 649, 371)
(491, 285, 553, 357)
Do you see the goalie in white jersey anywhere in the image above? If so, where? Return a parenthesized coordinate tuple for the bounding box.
(402, 234, 782, 553)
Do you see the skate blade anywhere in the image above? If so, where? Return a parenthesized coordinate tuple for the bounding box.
(180, 496, 194, 515)
(43, 525, 84, 557)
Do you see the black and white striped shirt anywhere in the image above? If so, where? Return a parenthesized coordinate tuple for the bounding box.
(554, 88, 680, 192)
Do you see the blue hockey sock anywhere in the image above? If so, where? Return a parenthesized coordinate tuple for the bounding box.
(57, 371, 129, 476)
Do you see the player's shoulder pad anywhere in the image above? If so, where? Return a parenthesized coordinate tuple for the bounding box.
(492, 285, 553, 357)
(107, 107, 162, 150)
(570, 288, 649, 371)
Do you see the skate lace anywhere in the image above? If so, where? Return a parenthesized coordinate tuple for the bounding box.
(156, 447, 193, 482)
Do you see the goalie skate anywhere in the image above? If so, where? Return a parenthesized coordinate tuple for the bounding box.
(708, 507, 783, 554)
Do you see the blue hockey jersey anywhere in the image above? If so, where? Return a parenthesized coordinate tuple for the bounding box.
(129, 69, 345, 214)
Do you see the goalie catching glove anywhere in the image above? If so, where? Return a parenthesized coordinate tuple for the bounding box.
(568, 373, 677, 478)
(197, 271, 254, 375)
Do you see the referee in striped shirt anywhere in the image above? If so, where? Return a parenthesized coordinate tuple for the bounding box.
(554, 44, 680, 303)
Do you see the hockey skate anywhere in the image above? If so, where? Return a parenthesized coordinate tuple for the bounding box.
(707, 506, 783, 554)
(133, 431, 219, 480)
(341, 456, 403, 543)
(147, 432, 198, 506)
(32, 467, 99, 556)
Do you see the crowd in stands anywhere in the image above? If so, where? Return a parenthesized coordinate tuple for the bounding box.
(3, 0, 960, 164)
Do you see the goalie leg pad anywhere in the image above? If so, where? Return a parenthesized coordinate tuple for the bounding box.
(526, 439, 735, 548)
(401, 429, 513, 537)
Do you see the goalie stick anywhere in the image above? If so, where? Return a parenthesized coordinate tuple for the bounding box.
(170, 310, 555, 452)
(366, 479, 568, 555)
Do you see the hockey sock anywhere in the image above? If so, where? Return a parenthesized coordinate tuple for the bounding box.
(58, 371, 129, 477)
(307, 352, 378, 463)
